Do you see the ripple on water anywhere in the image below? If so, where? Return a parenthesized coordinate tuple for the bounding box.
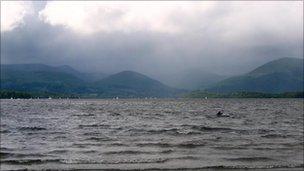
(0, 99, 303, 170)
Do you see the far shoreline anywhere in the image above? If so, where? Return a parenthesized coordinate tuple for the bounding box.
(1, 90, 303, 99)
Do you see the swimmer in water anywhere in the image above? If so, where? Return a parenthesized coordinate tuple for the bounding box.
(217, 110, 223, 117)
(217, 110, 229, 117)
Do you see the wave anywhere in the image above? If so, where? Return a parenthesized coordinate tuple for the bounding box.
(48, 149, 69, 154)
(136, 142, 172, 147)
(17, 126, 47, 131)
(82, 150, 97, 154)
(0, 152, 12, 158)
(224, 157, 274, 162)
(175, 141, 206, 148)
(99, 156, 200, 165)
(126, 128, 178, 134)
(2, 159, 302, 170)
(72, 113, 95, 117)
(190, 125, 234, 132)
(84, 136, 113, 141)
(126, 127, 201, 136)
(0, 129, 10, 134)
(261, 134, 291, 138)
(146, 128, 179, 133)
(52, 135, 67, 140)
(103, 149, 173, 155)
(48, 131, 66, 135)
(72, 142, 102, 147)
(212, 146, 247, 150)
(188, 125, 275, 135)
(136, 141, 206, 148)
(0, 152, 47, 159)
(78, 124, 111, 129)
(106, 142, 129, 147)
(124, 164, 304, 170)
(60, 158, 169, 164)
(1, 158, 60, 165)
(110, 112, 121, 116)
(0, 147, 14, 152)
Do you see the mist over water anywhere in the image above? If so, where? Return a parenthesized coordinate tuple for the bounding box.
(1, 99, 303, 170)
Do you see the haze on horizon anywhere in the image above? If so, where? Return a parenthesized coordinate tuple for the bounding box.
(1, 1, 303, 82)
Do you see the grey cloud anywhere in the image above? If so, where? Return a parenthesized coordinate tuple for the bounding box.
(1, 1, 303, 84)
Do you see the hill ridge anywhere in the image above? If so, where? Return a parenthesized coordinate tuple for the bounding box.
(1, 64, 182, 98)
(206, 57, 303, 93)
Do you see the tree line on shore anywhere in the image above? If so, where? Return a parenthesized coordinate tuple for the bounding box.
(1, 90, 303, 99)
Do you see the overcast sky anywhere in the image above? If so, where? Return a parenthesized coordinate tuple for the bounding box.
(1, 1, 303, 79)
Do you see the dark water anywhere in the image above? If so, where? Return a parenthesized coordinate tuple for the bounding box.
(1, 99, 303, 170)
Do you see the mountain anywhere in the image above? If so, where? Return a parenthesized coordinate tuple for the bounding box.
(163, 69, 226, 90)
(207, 58, 303, 93)
(1, 64, 183, 97)
(93, 71, 183, 98)
(1, 64, 88, 94)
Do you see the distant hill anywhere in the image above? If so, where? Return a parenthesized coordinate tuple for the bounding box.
(1, 64, 183, 98)
(93, 71, 183, 98)
(207, 58, 304, 93)
(1, 63, 107, 82)
(164, 69, 226, 90)
(1, 64, 89, 94)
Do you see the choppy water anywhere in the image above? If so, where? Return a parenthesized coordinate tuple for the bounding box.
(0, 99, 303, 170)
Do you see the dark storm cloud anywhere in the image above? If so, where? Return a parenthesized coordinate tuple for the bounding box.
(1, 1, 303, 83)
